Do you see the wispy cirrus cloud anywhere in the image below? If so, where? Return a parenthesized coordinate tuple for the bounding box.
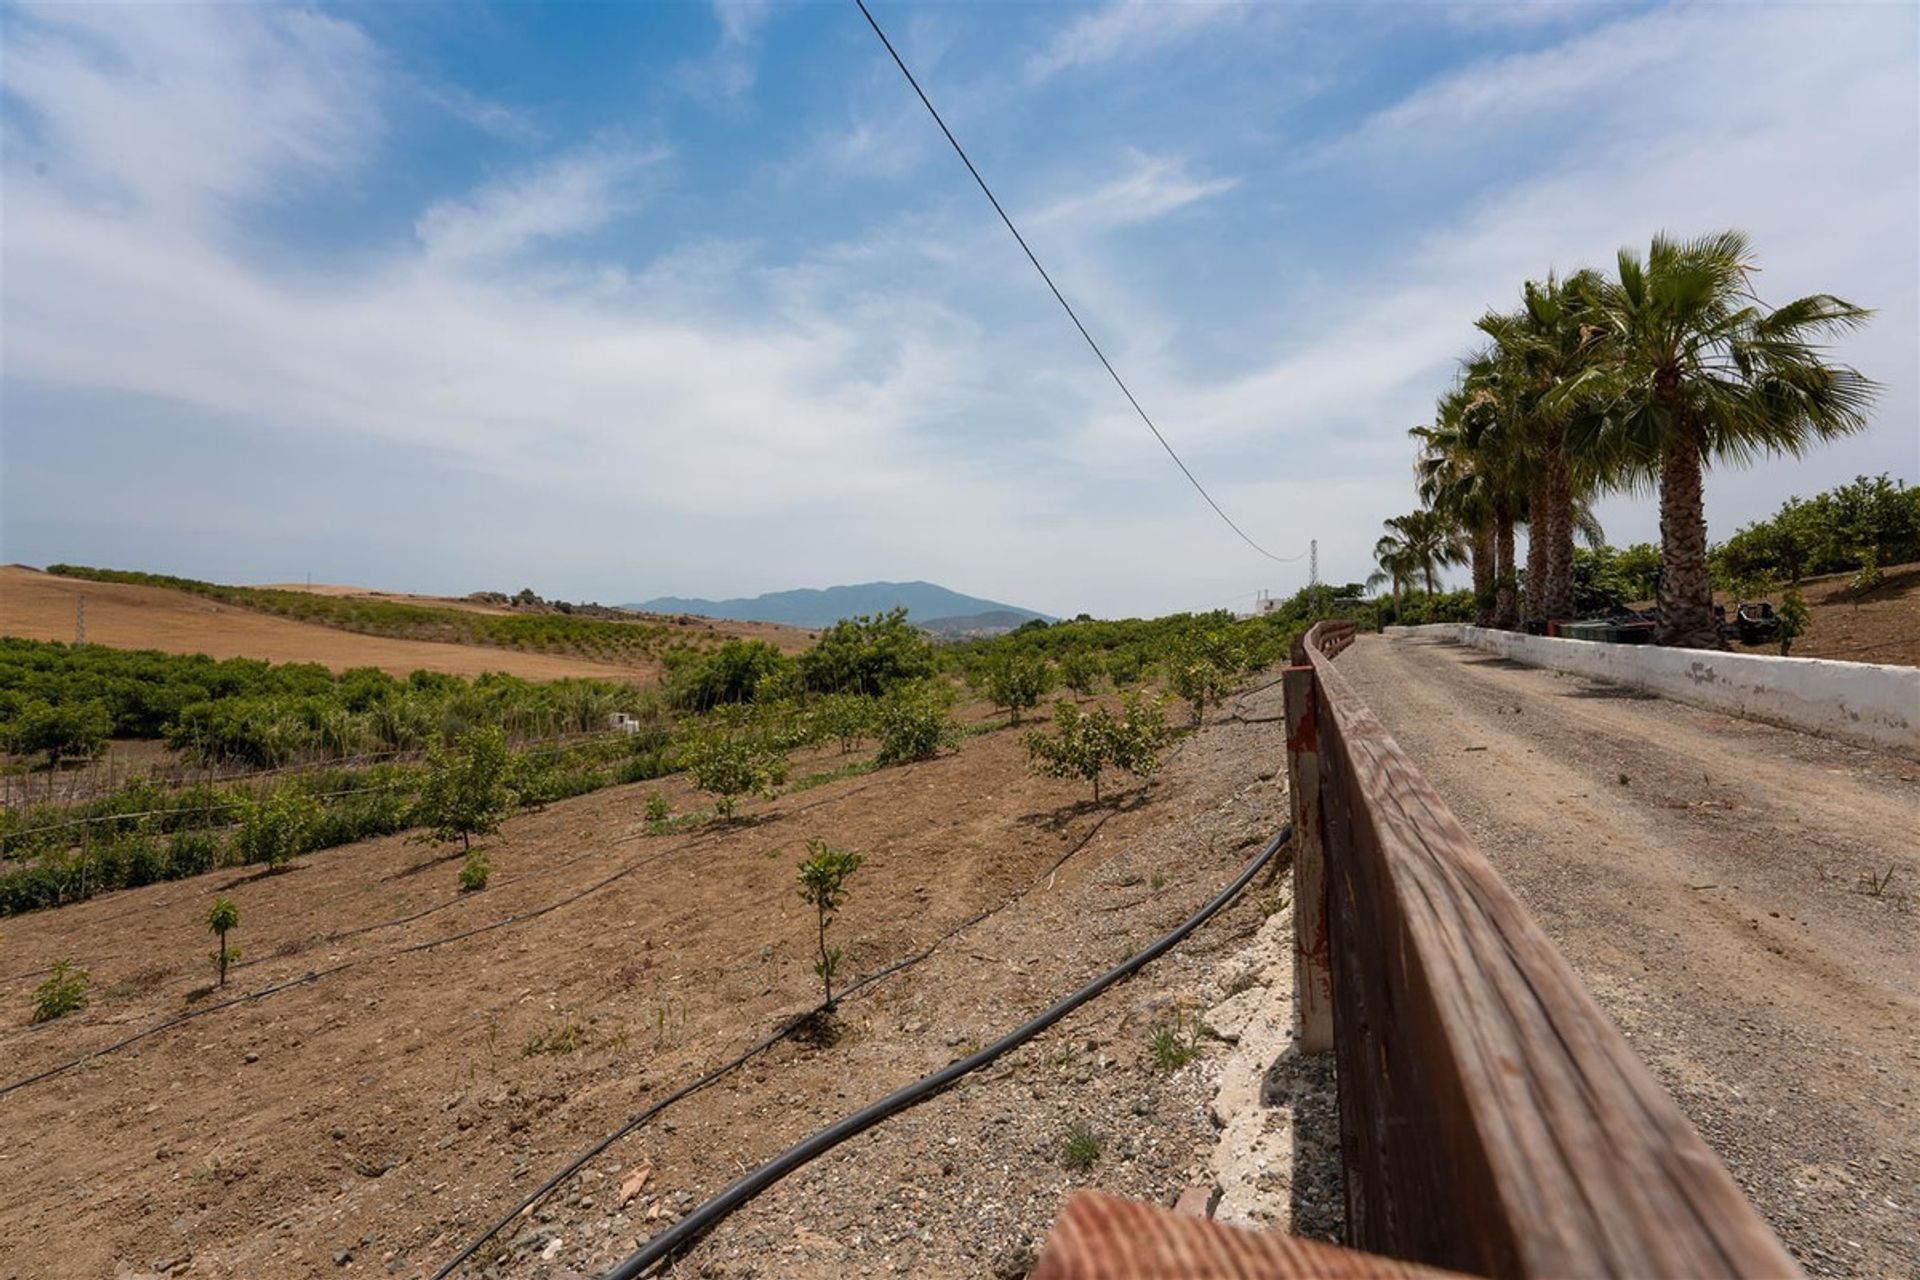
(414, 144, 670, 262)
(1025, 0, 1240, 81)
(1030, 151, 1239, 232)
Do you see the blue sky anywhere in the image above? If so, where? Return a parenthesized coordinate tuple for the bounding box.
(2, 1, 1914, 618)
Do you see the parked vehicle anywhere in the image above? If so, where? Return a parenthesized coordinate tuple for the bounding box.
(1722, 601, 1780, 647)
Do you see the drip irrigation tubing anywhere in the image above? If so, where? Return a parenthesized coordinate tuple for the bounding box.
(599, 822, 1292, 1279)
(0, 779, 887, 1092)
(429, 773, 1164, 1277)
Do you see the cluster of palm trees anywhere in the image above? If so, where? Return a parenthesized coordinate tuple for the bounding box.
(1373, 231, 1876, 648)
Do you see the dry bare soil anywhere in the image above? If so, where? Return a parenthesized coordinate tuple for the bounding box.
(0, 566, 798, 682)
(1718, 560, 1919, 667)
(1342, 634, 1920, 1277)
(0, 691, 1297, 1279)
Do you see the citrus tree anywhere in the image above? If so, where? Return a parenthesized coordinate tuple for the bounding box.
(796, 840, 863, 1008)
(1027, 695, 1168, 803)
(413, 725, 515, 853)
(207, 897, 240, 987)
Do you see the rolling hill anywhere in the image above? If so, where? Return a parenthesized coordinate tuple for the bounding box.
(635, 581, 1049, 631)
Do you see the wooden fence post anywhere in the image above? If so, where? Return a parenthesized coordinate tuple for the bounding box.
(1283, 660, 1333, 1052)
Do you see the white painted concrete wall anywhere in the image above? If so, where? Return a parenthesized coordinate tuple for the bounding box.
(1382, 624, 1920, 759)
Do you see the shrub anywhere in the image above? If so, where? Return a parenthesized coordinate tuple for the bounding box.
(644, 791, 671, 823)
(978, 654, 1053, 725)
(680, 721, 787, 818)
(872, 681, 958, 765)
(666, 639, 792, 710)
(796, 840, 863, 1008)
(413, 726, 514, 853)
(1026, 695, 1168, 803)
(796, 609, 936, 696)
(1777, 587, 1811, 656)
(458, 848, 491, 892)
(167, 830, 221, 878)
(1057, 650, 1103, 698)
(207, 897, 240, 987)
(811, 694, 877, 755)
(32, 959, 90, 1023)
(233, 788, 321, 870)
(1164, 644, 1234, 727)
(5, 698, 112, 766)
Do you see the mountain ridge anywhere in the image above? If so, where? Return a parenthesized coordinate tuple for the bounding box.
(631, 580, 1049, 631)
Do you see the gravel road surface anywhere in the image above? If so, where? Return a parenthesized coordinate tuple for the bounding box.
(1340, 633, 1919, 1278)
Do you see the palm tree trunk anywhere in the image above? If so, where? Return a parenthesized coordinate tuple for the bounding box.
(1524, 469, 1550, 629)
(1655, 429, 1723, 649)
(1471, 523, 1495, 627)
(1493, 494, 1518, 630)
(1540, 440, 1576, 623)
(1424, 566, 1435, 596)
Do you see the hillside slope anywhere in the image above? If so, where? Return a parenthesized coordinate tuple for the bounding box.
(0, 566, 651, 681)
(636, 580, 1048, 629)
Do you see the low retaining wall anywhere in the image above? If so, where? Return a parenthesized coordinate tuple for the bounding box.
(1384, 624, 1920, 758)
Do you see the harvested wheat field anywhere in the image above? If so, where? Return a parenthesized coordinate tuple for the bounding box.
(0, 567, 653, 682)
(0, 687, 1325, 1280)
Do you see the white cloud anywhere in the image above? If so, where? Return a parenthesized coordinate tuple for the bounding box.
(1, 3, 382, 227)
(1031, 151, 1239, 231)
(414, 145, 669, 262)
(1026, 0, 1239, 81)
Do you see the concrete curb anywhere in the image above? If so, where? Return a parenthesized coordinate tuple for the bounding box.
(1383, 623, 1920, 759)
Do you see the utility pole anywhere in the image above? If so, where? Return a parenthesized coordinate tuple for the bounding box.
(1308, 539, 1323, 618)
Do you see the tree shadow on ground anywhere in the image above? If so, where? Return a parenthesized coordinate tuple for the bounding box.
(1459, 655, 1531, 672)
(219, 863, 308, 890)
(1561, 682, 1659, 701)
(1015, 788, 1154, 834)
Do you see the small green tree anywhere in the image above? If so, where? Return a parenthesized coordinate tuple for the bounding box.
(1027, 695, 1168, 803)
(644, 791, 672, 823)
(1777, 587, 1811, 656)
(796, 840, 863, 1008)
(32, 959, 90, 1023)
(1057, 650, 1103, 699)
(980, 654, 1053, 724)
(234, 787, 321, 871)
(812, 694, 877, 755)
(207, 897, 240, 988)
(6, 698, 112, 767)
(681, 722, 787, 818)
(413, 725, 515, 853)
(872, 681, 958, 765)
(1164, 651, 1232, 726)
(458, 848, 491, 892)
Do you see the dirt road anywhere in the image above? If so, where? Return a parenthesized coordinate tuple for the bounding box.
(1340, 634, 1920, 1277)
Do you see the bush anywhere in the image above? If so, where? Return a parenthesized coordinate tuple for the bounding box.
(167, 830, 221, 878)
(1164, 642, 1235, 727)
(680, 720, 788, 818)
(1026, 695, 1168, 803)
(872, 681, 958, 766)
(644, 791, 672, 823)
(5, 698, 112, 766)
(32, 959, 90, 1023)
(666, 639, 792, 711)
(458, 848, 491, 892)
(811, 694, 877, 755)
(977, 654, 1053, 725)
(412, 726, 514, 853)
(795, 609, 936, 696)
(1713, 474, 1920, 586)
(233, 788, 321, 870)
(1057, 650, 1103, 698)
(1777, 587, 1811, 656)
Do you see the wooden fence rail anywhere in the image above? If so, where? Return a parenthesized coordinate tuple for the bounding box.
(1285, 620, 1799, 1278)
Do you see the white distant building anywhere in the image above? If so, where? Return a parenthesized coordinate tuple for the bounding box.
(608, 712, 643, 735)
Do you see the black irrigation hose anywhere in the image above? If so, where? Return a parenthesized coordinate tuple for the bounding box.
(431, 787, 1151, 1277)
(601, 822, 1293, 1280)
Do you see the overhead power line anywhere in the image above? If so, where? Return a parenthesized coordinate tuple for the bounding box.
(853, 0, 1303, 565)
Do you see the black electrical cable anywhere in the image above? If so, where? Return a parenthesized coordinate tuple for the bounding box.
(852, 0, 1303, 566)
(600, 822, 1292, 1279)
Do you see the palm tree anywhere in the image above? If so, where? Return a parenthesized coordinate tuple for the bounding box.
(1458, 351, 1529, 629)
(1412, 390, 1498, 626)
(1571, 232, 1876, 648)
(1373, 508, 1468, 600)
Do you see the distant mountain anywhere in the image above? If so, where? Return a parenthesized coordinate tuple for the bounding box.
(632, 581, 1049, 631)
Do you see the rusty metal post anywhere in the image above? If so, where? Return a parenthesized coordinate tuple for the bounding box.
(1283, 660, 1334, 1052)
